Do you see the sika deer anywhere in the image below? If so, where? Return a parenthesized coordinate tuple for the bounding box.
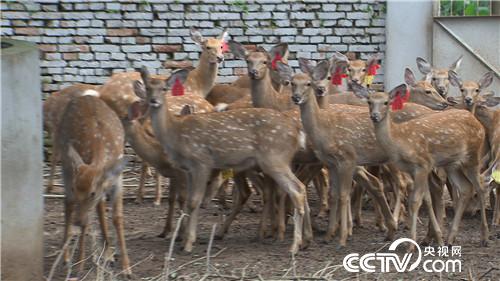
(416, 55, 463, 97)
(141, 66, 311, 254)
(352, 82, 489, 248)
(56, 93, 130, 276)
(43, 84, 99, 192)
(276, 61, 398, 246)
(331, 51, 381, 89)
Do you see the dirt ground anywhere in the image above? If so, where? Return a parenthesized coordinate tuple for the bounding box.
(43, 162, 500, 281)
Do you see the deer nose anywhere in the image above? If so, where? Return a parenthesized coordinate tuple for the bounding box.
(464, 96, 473, 105)
(317, 86, 326, 95)
(370, 113, 381, 123)
(217, 55, 224, 63)
(351, 78, 359, 83)
(291, 95, 302, 104)
(440, 102, 448, 109)
(249, 69, 259, 79)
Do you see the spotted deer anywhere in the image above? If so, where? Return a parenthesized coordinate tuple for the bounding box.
(352, 82, 489, 248)
(416, 55, 463, 97)
(276, 61, 399, 246)
(56, 93, 131, 276)
(140, 66, 312, 254)
(448, 70, 500, 227)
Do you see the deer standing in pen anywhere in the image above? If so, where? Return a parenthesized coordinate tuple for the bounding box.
(140, 66, 312, 254)
(416, 55, 463, 97)
(56, 92, 131, 276)
(351, 82, 490, 248)
(275, 61, 400, 246)
(448, 70, 500, 227)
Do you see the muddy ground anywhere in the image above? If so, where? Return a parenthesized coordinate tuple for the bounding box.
(43, 162, 500, 281)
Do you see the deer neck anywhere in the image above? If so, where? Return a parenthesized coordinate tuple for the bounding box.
(148, 96, 179, 153)
(122, 119, 166, 168)
(372, 112, 401, 159)
(189, 52, 219, 98)
(250, 69, 280, 109)
(299, 90, 322, 139)
(317, 94, 328, 109)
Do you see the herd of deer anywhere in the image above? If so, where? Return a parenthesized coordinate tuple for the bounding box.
(43, 28, 499, 277)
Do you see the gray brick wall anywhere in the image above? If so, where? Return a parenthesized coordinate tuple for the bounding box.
(1, 0, 386, 94)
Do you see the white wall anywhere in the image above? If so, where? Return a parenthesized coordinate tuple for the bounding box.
(1, 39, 43, 280)
(385, 1, 434, 90)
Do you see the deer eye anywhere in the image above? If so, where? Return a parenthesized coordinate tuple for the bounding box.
(306, 82, 311, 86)
(460, 88, 464, 92)
(263, 61, 267, 65)
(367, 101, 372, 105)
(475, 89, 480, 93)
(425, 90, 432, 94)
(362, 68, 366, 72)
(432, 77, 437, 81)
(384, 101, 388, 105)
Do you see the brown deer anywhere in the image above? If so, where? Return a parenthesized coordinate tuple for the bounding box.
(352, 82, 489, 248)
(275, 61, 398, 246)
(140, 66, 312, 254)
(56, 93, 131, 276)
(448, 70, 500, 227)
(43, 84, 99, 192)
(416, 55, 463, 97)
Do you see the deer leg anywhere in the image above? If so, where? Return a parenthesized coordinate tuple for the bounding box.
(355, 168, 396, 240)
(159, 177, 178, 238)
(183, 168, 210, 253)
(326, 167, 340, 242)
(445, 168, 474, 246)
(216, 172, 251, 240)
(315, 168, 330, 218)
(203, 171, 224, 208)
(63, 199, 74, 264)
(337, 164, 356, 247)
(110, 182, 131, 276)
(96, 198, 113, 260)
(153, 172, 162, 206)
(407, 170, 428, 251)
(493, 183, 500, 227)
(422, 175, 445, 245)
(277, 190, 287, 241)
(136, 163, 148, 204)
(77, 223, 88, 273)
(351, 183, 363, 227)
(462, 166, 489, 246)
(264, 165, 307, 254)
(46, 149, 58, 193)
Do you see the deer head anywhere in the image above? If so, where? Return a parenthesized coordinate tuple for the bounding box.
(352, 83, 408, 123)
(139, 66, 190, 109)
(332, 52, 380, 87)
(448, 70, 494, 107)
(228, 40, 288, 81)
(404, 68, 448, 110)
(276, 61, 329, 105)
(416, 55, 463, 97)
(298, 58, 331, 97)
(190, 27, 228, 64)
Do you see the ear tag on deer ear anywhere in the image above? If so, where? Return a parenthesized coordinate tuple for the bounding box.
(331, 66, 348, 86)
(172, 78, 185, 96)
(221, 40, 229, 53)
(391, 89, 410, 111)
(492, 169, 500, 184)
(271, 52, 283, 70)
(364, 64, 380, 86)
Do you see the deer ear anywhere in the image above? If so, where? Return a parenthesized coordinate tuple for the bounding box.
(275, 61, 293, 84)
(166, 69, 190, 89)
(478, 71, 494, 89)
(180, 104, 195, 116)
(332, 52, 349, 64)
(298, 58, 314, 75)
(450, 55, 463, 72)
(138, 66, 151, 87)
(404, 68, 417, 87)
(270, 43, 288, 62)
(133, 80, 146, 99)
(351, 83, 370, 100)
(67, 144, 86, 173)
(366, 53, 380, 68)
(416, 57, 432, 75)
(479, 91, 500, 107)
(312, 60, 330, 81)
(190, 27, 205, 45)
(448, 70, 462, 88)
(218, 28, 229, 41)
(227, 40, 247, 59)
(128, 100, 147, 120)
(388, 84, 408, 101)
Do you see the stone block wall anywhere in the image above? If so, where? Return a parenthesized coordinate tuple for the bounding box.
(0, 0, 386, 94)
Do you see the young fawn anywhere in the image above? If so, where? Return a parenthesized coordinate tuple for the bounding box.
(352, 82, 489, 249)
(140, 66, 311, 254)
(416, 55, 463, 97)
(56, 93, 131, 276)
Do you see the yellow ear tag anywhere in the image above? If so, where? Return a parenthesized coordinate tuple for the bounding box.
(222, 169, 234, 180)
(492, 169, 500, 184)
(364, 75, 375, 86)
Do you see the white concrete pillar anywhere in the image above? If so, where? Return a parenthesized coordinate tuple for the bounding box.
(1, 39, 43, 280)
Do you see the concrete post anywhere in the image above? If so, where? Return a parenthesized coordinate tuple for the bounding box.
(1, 39, 43, 280)
(385, 1, 434, 90)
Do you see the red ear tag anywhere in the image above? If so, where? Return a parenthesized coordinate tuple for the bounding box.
(271, 52, 282, 70)
(331, 66, 348, 86)
(221, 41, 229, 53)
(171, 78, 185, 96)
(391, 89, 410, 111)
(367, 64, 380, 76)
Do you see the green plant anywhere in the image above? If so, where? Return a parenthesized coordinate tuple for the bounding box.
(230, 0, 249, 14)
